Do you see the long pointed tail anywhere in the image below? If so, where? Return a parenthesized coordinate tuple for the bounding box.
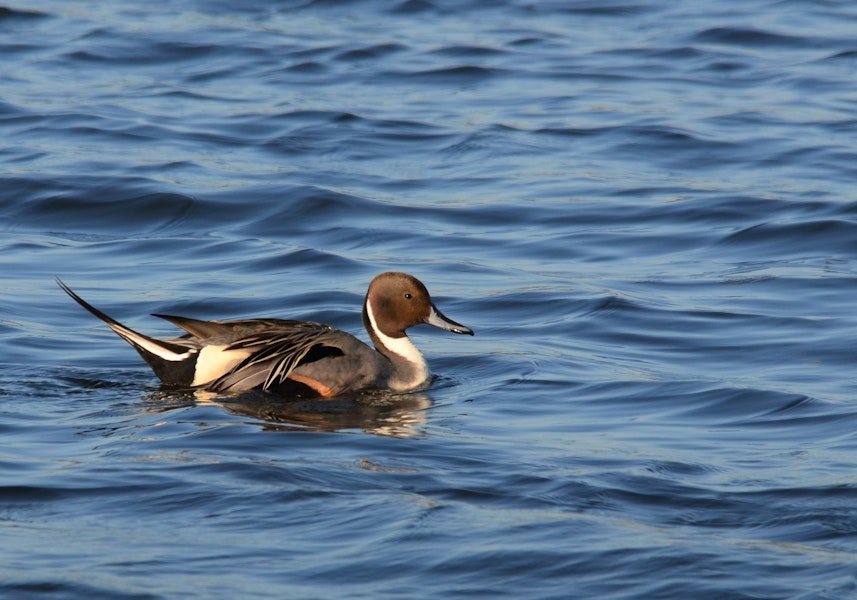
(57, 279, 197, 384)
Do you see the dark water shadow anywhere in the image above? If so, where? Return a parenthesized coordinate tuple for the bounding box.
(142, 387, 432, 437)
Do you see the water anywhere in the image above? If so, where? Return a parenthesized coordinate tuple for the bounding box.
(2, 0, 857, 598)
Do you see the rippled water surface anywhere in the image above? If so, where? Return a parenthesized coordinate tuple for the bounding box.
(3, 1, 857, 598)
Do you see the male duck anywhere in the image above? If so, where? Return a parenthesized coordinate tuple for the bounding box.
(58, 272, 473, 398)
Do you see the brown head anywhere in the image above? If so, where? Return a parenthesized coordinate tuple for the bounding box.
(362, 272, 473, 339)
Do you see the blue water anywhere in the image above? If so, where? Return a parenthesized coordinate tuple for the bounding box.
(3, 1, 857, 598)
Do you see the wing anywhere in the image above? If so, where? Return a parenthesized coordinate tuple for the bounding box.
(204, 322, 347, 392)
(153, 314, 311, 340)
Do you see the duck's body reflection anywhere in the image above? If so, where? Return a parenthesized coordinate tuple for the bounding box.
(144, 389, 432, 437)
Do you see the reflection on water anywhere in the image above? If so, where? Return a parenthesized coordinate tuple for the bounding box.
(142, 388, 432, 437)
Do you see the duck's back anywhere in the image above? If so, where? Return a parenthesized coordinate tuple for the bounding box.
(157, 316, 391, 396)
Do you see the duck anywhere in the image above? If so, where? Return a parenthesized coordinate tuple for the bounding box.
(57, 272, 473, 398)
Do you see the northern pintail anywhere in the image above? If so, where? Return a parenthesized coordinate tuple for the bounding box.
(57, 272, 473, 398)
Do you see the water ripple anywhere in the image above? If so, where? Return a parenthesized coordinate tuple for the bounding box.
(3, 0, 857, 598)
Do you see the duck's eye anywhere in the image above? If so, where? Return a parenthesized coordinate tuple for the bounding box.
(404, 293, 413, 300)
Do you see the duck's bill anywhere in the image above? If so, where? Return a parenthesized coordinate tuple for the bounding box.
(425, 305, 474, 335)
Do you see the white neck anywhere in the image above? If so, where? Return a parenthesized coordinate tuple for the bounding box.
(365, 299, 429, 390)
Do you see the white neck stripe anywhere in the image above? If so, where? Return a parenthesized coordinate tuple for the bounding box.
(365, 298, 428, 374)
